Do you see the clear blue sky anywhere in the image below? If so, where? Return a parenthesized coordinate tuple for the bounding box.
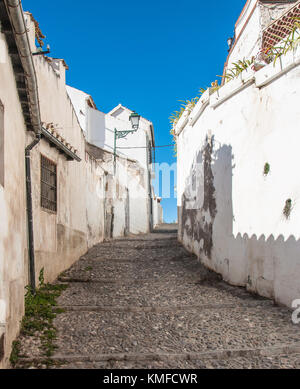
(22, 0, 244, 223)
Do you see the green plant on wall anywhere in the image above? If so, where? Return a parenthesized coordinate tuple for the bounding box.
(9, 341, 21, 367)
(221, 58, 255, 83)
(10, 268, 68, 368)
(169, 88, 208, 153)
(263, 163, 271, 176)
(283, 199, 293, 219)
(169, 17, 300, 150)
(169, 90, 206, 128)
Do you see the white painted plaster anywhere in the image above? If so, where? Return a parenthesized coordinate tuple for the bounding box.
(176, 44, 300, 308)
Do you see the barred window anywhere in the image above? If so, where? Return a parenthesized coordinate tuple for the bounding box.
(41, 155, 57, 212)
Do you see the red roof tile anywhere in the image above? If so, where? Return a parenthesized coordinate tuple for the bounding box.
(262, 1, 300, 51)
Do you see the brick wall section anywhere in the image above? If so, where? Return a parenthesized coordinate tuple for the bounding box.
(262, 1, 300, 51)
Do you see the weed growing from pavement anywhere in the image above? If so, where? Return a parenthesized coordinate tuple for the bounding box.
(10, 268, 68, 367)
(10, 341, 21, 367)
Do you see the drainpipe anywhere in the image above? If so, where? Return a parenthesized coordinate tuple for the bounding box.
(25, 135, 41, 292)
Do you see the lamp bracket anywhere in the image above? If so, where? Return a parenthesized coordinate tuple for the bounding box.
(115, 129, 137, 140)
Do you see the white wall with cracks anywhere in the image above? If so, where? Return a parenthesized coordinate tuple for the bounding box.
(225, 0, 298, 74)
(0, 23, 28, 369)
(176, 44, 300, 309)
(0, 8, 160, 368)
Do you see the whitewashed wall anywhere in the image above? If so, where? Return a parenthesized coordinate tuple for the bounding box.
(0, 26, 27, 369)
(105, 109, 152, 169)
(66, 88, 154, 170)
(176, 44, 300, 308)
(114, 155, 150, 235)
(87, 106, 106, 148)
(85, 142, 151, 237)
(226, 0, 296, 72)
(65, 86, 89, 133)
(228, 0, 261, 69)
(85, 153, 106, 247)
(0, 10, 155, 368)
(153, 198, 163, 227)
(67, 87, 157, 233)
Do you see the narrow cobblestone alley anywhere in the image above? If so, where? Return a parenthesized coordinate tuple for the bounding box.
(15, 226, 300, 369)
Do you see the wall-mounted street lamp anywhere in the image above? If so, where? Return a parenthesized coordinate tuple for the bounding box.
(114, 111, 141, 172)
(227, 37, 234, 52)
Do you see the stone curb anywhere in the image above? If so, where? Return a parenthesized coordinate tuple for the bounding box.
(58, 277, 198, 284)
(101, 237, 178, 244)
(57, 301, 275, 313)
(86, 245, 182, 252)
(79, 255, 195, 263)
(18, 343, 300, 364)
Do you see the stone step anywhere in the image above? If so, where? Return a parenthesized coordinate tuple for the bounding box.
(58, 276, 200, 284)
(59, 260, 204, 284)
(99, 237, 178, 244)
(51, 307, 299, 357)
(18, 342, 300, 365)
(82, 248, 187, 262)
(84, 245, 184, 256)
(152, 229, 178, 235)
(75, 255, 194, 263)
(101, 236, 178, 244)
(58, 264, 203, 283)
(58, 301, 275, 313)
(56, 278, 270, 308)
(91, 242, 180, 249)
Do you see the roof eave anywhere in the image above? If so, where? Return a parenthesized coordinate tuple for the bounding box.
(41, 127, 81, 162)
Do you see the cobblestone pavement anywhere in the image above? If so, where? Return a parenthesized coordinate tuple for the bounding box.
(16, 225, 300, 369)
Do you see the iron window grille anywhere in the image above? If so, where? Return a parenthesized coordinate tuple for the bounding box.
(41, 155, 57, 212)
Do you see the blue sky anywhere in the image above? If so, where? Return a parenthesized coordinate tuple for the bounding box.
(22, 0, 244, 223)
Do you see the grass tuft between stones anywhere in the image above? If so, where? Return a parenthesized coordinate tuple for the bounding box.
(10, 268, 68, 368)
(10, 341, 21, 367)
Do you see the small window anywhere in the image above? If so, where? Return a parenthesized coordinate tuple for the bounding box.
(41, 155, 57, 212)
(0, 100, 4, 187)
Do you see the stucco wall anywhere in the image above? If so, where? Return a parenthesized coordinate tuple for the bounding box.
(0, 11, 155, 368)
(96, 108, 152, 170)
(85, 154, 106, 247)
(0, 30, 27, 368)
(66, 87, 155, 233)
(26, 20, 89, 282)
(227, 1, 297, 72)
(67, 86, 154, 171)
(86, 142, 151, 237)
(153, 198, 164, 227)
(176, 43, 300, 308)
(228, 1, 261, 69)
(110, 153, 150, 236)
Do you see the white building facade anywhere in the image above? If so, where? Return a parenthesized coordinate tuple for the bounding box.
(0, 0, 162, 368)
(67, 86, 163, 230)
(176, 0, 300, 308)
(224, 0, 299, 72)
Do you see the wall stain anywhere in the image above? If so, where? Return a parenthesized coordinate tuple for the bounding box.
(181, 136, 217, 259)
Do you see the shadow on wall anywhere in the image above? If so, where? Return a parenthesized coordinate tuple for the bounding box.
(179, 136, 300, 307)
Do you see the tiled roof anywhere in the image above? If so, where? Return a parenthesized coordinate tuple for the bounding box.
(41, 122, 81, 161)
(262, 1, 300, 51)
